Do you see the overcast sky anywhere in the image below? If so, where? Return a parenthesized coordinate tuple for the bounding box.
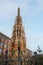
(0, 0, 43, 52)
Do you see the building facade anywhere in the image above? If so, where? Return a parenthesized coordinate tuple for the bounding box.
(0, 32, 10, 55)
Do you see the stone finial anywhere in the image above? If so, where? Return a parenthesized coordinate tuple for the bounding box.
(18, 7, 20, 16)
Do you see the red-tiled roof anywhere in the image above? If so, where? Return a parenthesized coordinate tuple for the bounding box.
(0, 32, 11, 40)
(27, 48, 32, 53)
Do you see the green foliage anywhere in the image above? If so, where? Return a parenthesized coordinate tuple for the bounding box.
(37, 46, 42, 53)
(36, 54, 43, 65)
(33, 52, 43, 65)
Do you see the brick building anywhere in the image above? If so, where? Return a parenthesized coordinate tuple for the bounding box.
(0, 32, 10, 55)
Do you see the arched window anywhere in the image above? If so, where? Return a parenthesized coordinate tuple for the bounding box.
(0, 49, 2, 55)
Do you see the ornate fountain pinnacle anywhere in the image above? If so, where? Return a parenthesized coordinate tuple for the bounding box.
(18, 7, 20, 16)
